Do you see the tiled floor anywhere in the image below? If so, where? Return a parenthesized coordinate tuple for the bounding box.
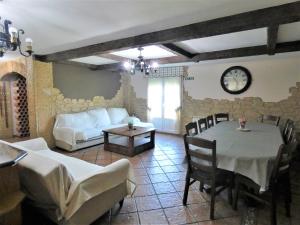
(51, 134, 300, 224)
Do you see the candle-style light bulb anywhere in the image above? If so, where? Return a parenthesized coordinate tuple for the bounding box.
(25, 37, 33, 52)
(9, 27, 17, 43)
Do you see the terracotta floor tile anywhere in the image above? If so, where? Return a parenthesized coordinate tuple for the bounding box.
(135, 195, 162, 211)
(146, 166, 164, 175)
(142, 160, 159, 168)
(187, 203, 211, 222)
(111, 212, 139, 225)
(162, 165, 180, 173)
(164, 205, 196, 224)
(154, 154, 169, 161)
(134, 184, 155, 197)
(215, 200, 239, 218)
(158, 160, 174, 167)
(149, 173, 169, 183)
(135, 175, 151, 185)
(179, 190, 207, 204)
(119, 198, 137, 214)
(153, 182, 176, 194)
(165, 172, 186, 181)
(158, 192, 183, 208)
(139, 209, 168, 225)
(134, 168, 148, 176)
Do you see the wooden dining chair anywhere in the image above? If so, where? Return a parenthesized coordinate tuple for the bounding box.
(260, 114, 280, 126)
(185, 122, 198, 136)
(215, 113, 229, 124)
(183, 134, 234, 220)
(285, 123, 295, 144)
(233, 144, 292, 225)
(197, 118, 208, 133)
(282, 119, 293, 142)
(207, 115, 214, 128)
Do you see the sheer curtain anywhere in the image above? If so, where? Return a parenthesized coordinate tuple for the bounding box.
(147, 76, 181, 134)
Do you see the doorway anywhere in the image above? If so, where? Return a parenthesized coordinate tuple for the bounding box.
(147, 76, 181, 134)
(0, 73, 30, 138)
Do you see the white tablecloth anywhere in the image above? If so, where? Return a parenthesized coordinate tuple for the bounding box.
(194, 121, 283, 191)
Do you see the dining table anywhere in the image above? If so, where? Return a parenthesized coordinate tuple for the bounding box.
(194, 121, 284, 192)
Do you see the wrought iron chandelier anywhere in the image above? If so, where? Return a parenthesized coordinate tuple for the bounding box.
(0, 16, 33, 57)
(123, 47, 158, 75)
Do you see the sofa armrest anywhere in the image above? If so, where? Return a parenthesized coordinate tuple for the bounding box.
(64, 159, 135, 220)
(53, 127, 77, 146)
(12, 138, 49, 151)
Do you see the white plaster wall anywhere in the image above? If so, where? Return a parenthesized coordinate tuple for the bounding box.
(185, 56, 300, 102)
(129, 56, 300, 102)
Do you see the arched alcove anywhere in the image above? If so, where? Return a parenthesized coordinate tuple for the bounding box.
(0, 72, 30, 138)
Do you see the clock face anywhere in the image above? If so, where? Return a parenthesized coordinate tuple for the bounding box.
(220, 66, 251, 94)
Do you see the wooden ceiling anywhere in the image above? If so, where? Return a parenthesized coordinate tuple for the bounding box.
(35, 1, 300, 70)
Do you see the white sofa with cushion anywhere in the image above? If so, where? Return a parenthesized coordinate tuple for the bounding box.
(53, 107, 153, 151)
(2, 138, 135, 225)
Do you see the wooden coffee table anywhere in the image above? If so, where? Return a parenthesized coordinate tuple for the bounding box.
(103, 126, 155, 157)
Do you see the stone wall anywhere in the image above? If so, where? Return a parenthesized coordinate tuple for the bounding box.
(181, 82, 300, 134)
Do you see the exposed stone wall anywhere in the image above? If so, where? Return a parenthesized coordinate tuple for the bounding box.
(32, 60, 55, 146)
(181, 82, 300, 134)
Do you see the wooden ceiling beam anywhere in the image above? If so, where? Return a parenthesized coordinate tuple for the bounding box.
(91, 41, 300, 71)
(267, 25, 279, 55)
(192, 40, 300, 62)
(35, 2, 300, 62)
(161, 43, 195, 58)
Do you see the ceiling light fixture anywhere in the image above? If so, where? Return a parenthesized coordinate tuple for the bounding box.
(0, 16, 33, 57)
(123, 47, 158, 75)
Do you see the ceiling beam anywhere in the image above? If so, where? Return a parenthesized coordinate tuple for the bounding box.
(161, 43, 195, 58)
(191, 40, 300, 62)
(35, 2, 300, 62)
(267, 25, 279, 55)
(91, 41, 300, 71)
(56, 60, 99, 70)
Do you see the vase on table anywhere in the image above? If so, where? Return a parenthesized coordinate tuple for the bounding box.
(239, 117, 247, 129)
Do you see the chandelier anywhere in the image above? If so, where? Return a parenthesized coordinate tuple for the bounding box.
(123, 47, 158, 75)
(0, 17, 33, 57)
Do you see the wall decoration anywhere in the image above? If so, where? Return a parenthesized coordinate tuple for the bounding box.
(220, 66, 252, 94)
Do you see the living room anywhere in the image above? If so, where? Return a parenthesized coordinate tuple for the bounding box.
(0, 1, 300, 225)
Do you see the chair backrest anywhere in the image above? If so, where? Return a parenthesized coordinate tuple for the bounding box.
(215, 113, 229, 124)
(285, 133, 298, 160)
(260, 114, 280, 126)
(207, 115, 214, 128)
(270, 144, 290, 186)
(198, 118, 208, 133)
(286, 123, 295, 144)
(183, 134, 217, 178)
(185, 122, 198, 136)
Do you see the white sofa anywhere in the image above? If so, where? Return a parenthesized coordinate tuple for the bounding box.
(2, 138, 135, 225)
(53, 107, 153, 151)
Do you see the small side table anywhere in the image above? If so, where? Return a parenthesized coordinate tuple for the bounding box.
(0, 143, 27, 225)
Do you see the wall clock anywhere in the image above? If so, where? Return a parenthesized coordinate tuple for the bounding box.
(220, 66, 252, 94)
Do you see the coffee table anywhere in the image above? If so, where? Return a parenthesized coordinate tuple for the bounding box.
(103, 126, 155, 157)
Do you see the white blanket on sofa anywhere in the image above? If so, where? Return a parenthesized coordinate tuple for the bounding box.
(3, 138, 136, 222)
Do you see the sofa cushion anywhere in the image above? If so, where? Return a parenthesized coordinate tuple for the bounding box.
(107, 108, 129, 125)
(56, 112, 94, 129)
(75, 128, 103, 142)
(88, 108, 111, 127)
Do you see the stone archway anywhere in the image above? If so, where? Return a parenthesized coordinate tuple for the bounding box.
(0, 72, 30, 138)
(0, 58, 37, 139)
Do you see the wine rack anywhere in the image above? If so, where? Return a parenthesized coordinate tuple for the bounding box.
(11, 77, 30, 137)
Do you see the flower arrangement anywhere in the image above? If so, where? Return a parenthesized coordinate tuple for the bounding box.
(239, 117, 247, 129)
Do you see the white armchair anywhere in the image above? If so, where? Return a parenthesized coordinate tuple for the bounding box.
(3, 138, 135, 225)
